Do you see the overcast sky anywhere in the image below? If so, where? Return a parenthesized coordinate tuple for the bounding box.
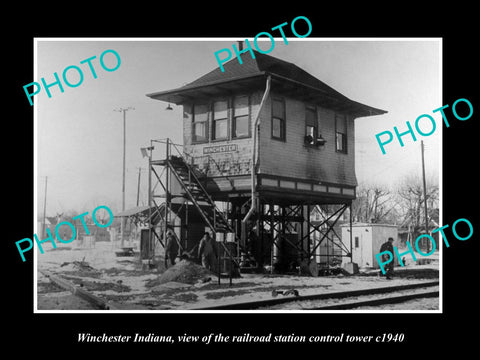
(35, 38, 441, 217)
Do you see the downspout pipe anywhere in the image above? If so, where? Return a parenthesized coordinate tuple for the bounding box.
(241, 75, 271, 244)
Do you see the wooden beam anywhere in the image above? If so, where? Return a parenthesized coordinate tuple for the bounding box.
(40, 270, 117, 310)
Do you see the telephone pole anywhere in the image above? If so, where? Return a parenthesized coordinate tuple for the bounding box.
(114, 106, 134, 247)
(421, 141, 429, 252)
(42, 176, 48, 238)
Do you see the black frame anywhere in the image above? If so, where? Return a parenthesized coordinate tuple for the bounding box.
(212, 99, 229, 141)
(192, 103, 209, 143)
(305, 105, 318, 147)
(271, 97, 286, 141)
(232, 95, 251, 139)
(191, 95, 252, 144)
(335, 113, 348, 153)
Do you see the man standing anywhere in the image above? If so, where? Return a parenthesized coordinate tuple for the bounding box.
(379, 237, 395, 279)
(164, 228, 178, 268)
(198, 232, 217, 271)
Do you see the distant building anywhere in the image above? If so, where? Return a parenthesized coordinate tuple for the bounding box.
(398, 212, 439, 252)
(38, 213, 110, 248)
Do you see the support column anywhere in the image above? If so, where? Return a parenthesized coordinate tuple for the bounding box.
(307, 204, 312, 265)
(164, 139, 170, 247)
(300, 205, 304, 266)
(270, 202, 275, 274)
(349, 203, 353, 263)
(147, 142, 153, 262)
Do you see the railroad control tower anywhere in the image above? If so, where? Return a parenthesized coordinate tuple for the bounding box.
(145, 49, 386, 277)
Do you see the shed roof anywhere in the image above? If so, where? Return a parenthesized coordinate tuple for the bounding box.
(147, 50, 387, 117)
(340, 222, 398, 228)
(115, 205, 151, 217)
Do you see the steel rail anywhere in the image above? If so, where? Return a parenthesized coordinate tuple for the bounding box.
(190, 280, 439, 310)
(308, 290, 439, 310)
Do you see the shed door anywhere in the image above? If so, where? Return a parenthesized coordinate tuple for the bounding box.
(352, 233, 363, 266)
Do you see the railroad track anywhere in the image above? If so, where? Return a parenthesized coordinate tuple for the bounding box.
(306, 289, 438, 310)
(40, 269, 438, 311)
(191, 281, 439, 310)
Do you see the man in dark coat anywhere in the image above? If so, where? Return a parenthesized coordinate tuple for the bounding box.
(379, 237, 395, 279)
(164, 229, 178, 268)
(198, 232, 217, 271)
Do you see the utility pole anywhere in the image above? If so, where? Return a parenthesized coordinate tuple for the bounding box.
(136, 167, 142, 207)
(114, 107, 134, 248)
(42, 176, 48, 238)
(421, 141, 429, 252)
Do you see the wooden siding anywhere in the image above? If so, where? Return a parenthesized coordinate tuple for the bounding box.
(258, 93, 357, 188)
(181, 90, 357, 200)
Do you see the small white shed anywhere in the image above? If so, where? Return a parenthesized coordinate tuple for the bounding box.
(341, 223, 399, 269)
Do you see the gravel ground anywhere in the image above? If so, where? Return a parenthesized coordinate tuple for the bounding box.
(36, 241, 440, 311)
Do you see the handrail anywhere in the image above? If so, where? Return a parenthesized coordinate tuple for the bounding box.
(154, 138, 255, 266)
(151, 138, 184, 148)
(168, 141, 236, 230)
(187, 152, 237, 189)
(205, 155, 236, 188)
(168, 165, 213, 228)
(149, 138, 246, 274)
(167, 164, 240, 268)
(169, 143, 217, 210)
(180, 152, 252, 258)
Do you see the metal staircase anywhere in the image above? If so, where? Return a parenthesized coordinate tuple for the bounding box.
(162, 146, 243, 281)
(147, 139, 259, 283)
(168, 155, 231, 234)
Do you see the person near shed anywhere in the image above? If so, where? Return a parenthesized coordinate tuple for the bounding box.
(164, 228, 178, 268)
(379, 237, 395, 279)
(198, 232, 217, 271)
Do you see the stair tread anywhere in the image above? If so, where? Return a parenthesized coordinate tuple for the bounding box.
(169, 156, 235, 235)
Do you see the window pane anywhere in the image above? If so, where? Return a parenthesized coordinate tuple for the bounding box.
(194, 122, 206, 140)
(306, 125, 315, 137)
(336, 132, 346, 152)
(336, 114, 346, 133)
(234, 96, 249, 116)
(214, 119, 228, 139)
(213, 100, 228, 119)
(194, 104, 208, 122)
(234, 115, 249, 137)
(273, 99, 284, 118)
(272, 117, 283, 138)
(306, 108, 316, 127)
(306, 125, 315, 144)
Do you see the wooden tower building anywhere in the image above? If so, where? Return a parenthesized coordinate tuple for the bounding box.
(145, 49, 386, 277)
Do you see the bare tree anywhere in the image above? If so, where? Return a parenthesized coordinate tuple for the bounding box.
(352, 182, 396, 223)
(395, 174, 439, 241)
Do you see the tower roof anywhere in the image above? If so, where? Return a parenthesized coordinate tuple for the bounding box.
(147, 50, 386, 117)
